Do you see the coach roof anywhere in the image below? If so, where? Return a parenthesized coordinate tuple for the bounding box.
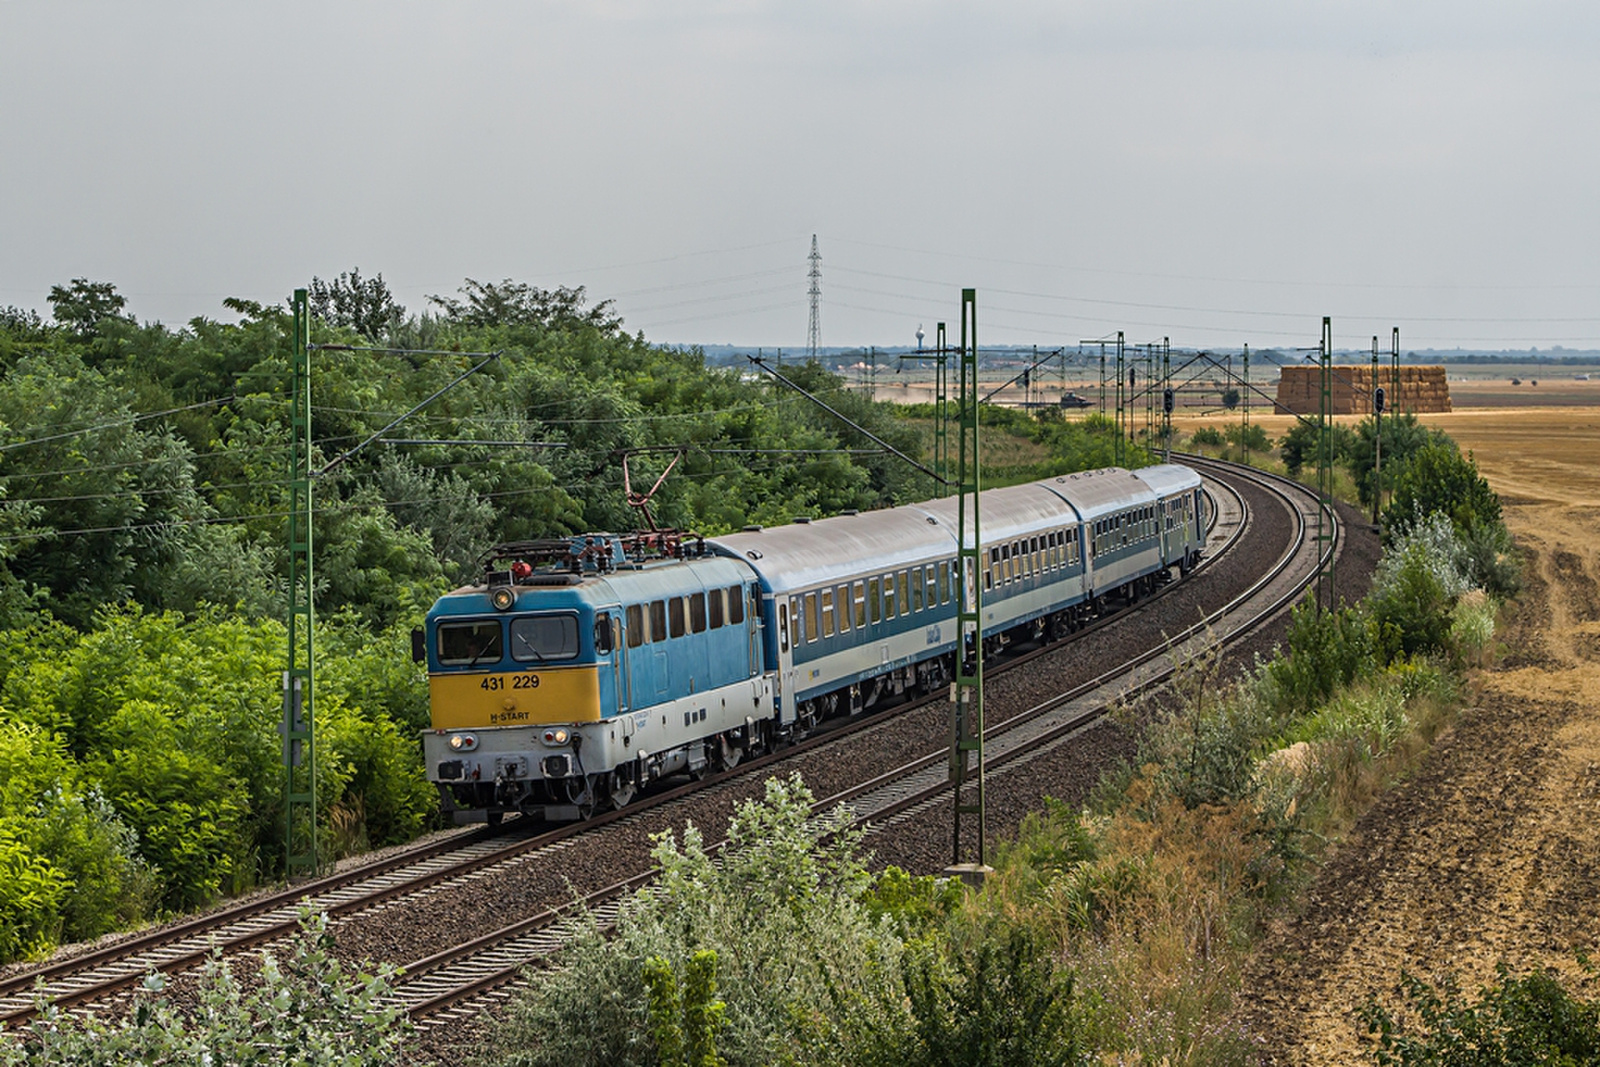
(707, 507, 955, 596)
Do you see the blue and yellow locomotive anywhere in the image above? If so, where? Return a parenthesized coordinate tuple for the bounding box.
(418, 465, 1205, 823)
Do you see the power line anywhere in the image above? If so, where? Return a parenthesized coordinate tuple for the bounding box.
(821, 234, 1600, 293)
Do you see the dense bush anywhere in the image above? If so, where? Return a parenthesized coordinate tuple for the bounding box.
(1383, 440, 1501, 540)
(1224, 422, 1272, 452)
(493, 775, 886, 1066)
(492, 774, 1090, 1067)
(1345, 414, 1442, 512)
(0, 911, 408, 1065)
(1032, 411, 1152, 473)
(1259, 600, 1376, 717)
(1278, 420, 1356, 476)
(1366, 514, 1474, 663)
(0, 608, 433, 956)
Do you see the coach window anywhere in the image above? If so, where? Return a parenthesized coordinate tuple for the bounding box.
(821, 588, 836, 638)
(925, 567, 937, 608)
(650, 600, 667, 644)
(854, 581, 867, 628)
(778, 601, 790, 652)
(868, 577, 881, 623)
(938, 560, 951, 603)
(836, 585, 851, 633)
(708, 588, 725, 629)
(626, 604, 645, 648)
(669, 597, 687, 638)
(804, 592, 820, 642)
(690, 592, 707, 633)
(907, 567, 921, 612)
(881, 574, 895, 619)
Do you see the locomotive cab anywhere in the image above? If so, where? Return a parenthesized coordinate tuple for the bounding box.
(422, 535, 772, 823)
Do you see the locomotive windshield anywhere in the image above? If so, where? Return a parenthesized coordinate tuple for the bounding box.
(510, 614, 580, 662)
(438, 620, 502, 666)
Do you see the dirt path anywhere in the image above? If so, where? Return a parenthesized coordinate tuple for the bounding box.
(1236, 499, 1600, 1064)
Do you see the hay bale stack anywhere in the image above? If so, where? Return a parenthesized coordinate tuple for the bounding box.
(1273, 366, 1451, 414)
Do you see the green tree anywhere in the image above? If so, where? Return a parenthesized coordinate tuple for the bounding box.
(308, 268, 407, 341)
(428, 277, 622, 332)
(46, 279, 133, 341)
(1278, 419, 1355, 478)
(1383, 439, 1501, 540)
(1344, 413, 1442, 512)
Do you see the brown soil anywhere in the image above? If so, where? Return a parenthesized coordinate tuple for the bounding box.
(1235, 492, 1600, 1062)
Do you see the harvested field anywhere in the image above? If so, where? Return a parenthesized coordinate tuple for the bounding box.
(1233, 400, 1600, 1064)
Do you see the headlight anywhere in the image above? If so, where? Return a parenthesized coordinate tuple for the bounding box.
(542, 728, 569, 745)
(489, 587, 516, 611)
(448, 734, 479, 752)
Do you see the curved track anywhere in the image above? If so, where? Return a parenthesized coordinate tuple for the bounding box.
(0, 459, 1330, 1033)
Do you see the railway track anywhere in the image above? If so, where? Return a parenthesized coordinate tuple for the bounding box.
(392, 458, 1331, 1027)
(0, 459, 1322, 1034)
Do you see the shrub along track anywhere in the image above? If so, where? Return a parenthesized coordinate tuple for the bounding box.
(1234, 498, 1600, 1064)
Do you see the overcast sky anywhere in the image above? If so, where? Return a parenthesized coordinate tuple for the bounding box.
(2, 1, 1597, 352)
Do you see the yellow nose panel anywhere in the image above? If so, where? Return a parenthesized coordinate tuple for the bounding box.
(429, 667, 602, 729)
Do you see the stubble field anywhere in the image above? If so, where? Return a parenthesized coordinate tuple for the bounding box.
(1220, 390, 1600, 1063)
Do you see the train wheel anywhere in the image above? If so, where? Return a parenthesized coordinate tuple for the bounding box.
(608, 771, 636, 810)
(571, 775, 601, 820)
(796, 703, 819, 738)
